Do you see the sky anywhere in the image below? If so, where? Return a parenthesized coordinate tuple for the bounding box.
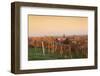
(28, 15, 88, 37)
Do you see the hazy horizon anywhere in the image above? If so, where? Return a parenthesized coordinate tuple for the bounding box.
(28, 15, 88, 37)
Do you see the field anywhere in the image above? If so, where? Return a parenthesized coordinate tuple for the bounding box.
(28, 35, 88, 60)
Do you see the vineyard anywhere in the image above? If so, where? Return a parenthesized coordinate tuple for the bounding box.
(28, 35, 88, 60)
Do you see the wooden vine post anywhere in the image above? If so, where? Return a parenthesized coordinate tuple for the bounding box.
(41, 41, 45, 56)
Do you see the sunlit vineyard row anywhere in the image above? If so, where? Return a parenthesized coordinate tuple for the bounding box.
(28, 35, 88, 60)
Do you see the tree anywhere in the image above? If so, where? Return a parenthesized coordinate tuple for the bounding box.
(63, 38, 71, 44)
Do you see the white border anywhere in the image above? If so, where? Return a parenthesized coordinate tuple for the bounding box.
(20, 6, 95, 70)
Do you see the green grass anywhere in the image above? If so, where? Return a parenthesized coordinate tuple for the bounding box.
(28, 47, 87, 60)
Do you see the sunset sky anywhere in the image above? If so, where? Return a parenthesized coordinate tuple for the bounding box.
(28, 15, 88, 37)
